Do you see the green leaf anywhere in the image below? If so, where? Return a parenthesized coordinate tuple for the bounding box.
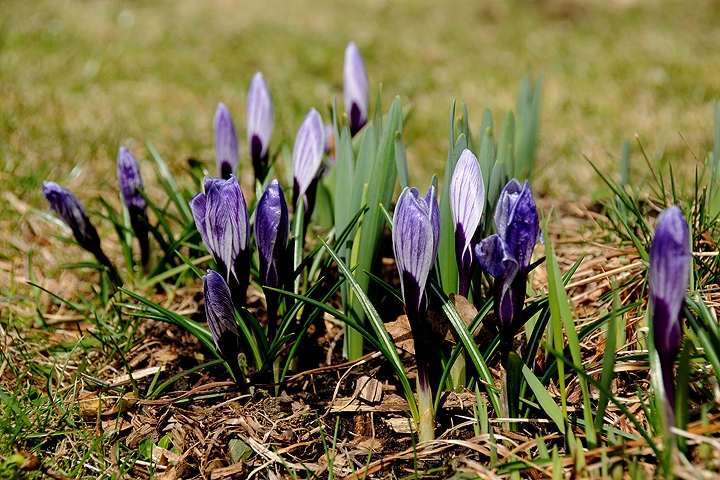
(522, 364, 564, 433)
(497, 110, 515, 178)
(394, 131, 409, 189)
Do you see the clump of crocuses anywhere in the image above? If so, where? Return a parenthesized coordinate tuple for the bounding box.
(42, 181, 121, 285)
(255, 179, 290, 343)
(649, 205, 691, 425)
(117, 147, 149, 268)
(476, 179, 540, 367)
(292, 108, 325, 219)
(246, 72, 274, 182)
(450, 149, 485, 298)
(190, 176, 250, 306)
(203, 270, 245, 385)
(214, 103, 240, 180)
(393, 185, 440, 442)
(343, 41, 369, 136)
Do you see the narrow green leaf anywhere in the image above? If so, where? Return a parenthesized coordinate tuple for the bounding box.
(522, 364, 564, 433)
(394, 131, 409, 189)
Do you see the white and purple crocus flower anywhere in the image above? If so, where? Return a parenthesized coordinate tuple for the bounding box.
(393, 185, 440, 442)
(246, 72, 274, 181)
(343, 41, 369, 136)
(475, 179, 540, 367)
(117, 147, 149, 267)
(450, 149, 485, 298)
(214, 102, 240, 180)
(190, 176, 250, 306)
(203, 270, 245, 384)
(292, 108, 325, 218)
(649, 206, 691, 422)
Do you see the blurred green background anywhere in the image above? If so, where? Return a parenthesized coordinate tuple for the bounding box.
(2, 0, 720, 224)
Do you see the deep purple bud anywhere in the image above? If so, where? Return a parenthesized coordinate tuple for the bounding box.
(292, 108, 325, 212)
(475, 179, 539, 366)
(343, 42, 369, 136)
(214, 102, 239, 179)
(450, 149, 485, 297)
(190, 176, 250, 305)
(117, 147, 150, 266)
(393, 186, 440, 321)
(42, 181, 120, 282)
(255, 179, 289, 289)
(117, 147, 147, 213)
(246, 72, 274, 180)
(43, 181, 103, 255)
(203, 270, 244, 383)
(650, 205, 691, 414)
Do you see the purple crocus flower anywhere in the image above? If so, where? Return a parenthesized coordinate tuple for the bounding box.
(649, 205, 691, 418)
(190, 176, 250, 305)
(475, 179, 540, 367)
(246, 72, 274, 181)
(203, 270, 245, 384)
(392, 185, 440, 442)
(343, 42, 369, 136)
(117, 147, 150, 267)
(214, 102, 239, 179)
(292, 108, 325, 216)
(255, 179, 289, 290)
(42, 181, 120, 283)
(450, 149, 485, 298)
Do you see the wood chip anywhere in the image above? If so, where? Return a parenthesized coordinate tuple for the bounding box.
(354, 375, 383, 404)
(209, 462, 246, 479)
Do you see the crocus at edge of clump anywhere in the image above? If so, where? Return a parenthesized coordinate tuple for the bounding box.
(247, 72, 274, 182)
(475, 179, 540, 368)
(42, 181, 121, 285)
(292, 108, 325, 218)
(649, 205, 691, 425)
(343, 41, 369, 136)
(203, 270, 245, 385)
(255, 179, 290, 343)
(450, 149, 485, 298)
(214, 102, 239, 180)
(393, 185, 440, 442)
(117, 146, 150, 268)
(190, 176, 250, 306)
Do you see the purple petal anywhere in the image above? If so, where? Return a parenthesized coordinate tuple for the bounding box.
(504, 180, 540, 273)
(246, 72, 274, 164)
(203, 270, 241, 359)
(650, 206, 691, 360)
(214, 102, 239, 179)
(343, 42, 369, 136)
(255, 179, 289, 288)
(494, 178, 523, 239)
(42, 181, 102, 254)
(393, 187, 438, 316)
(450, 149, 485, 267)
(292, 108, 325, 200)
(117, 147, 147, 213)
(424, 185, 441, 264)
(475, 234, 518, 281)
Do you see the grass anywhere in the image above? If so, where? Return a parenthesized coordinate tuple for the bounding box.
(2, 0, 720, 478)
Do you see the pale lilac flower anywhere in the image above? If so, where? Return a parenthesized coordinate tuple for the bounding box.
(214, 102, 239, 179)
(450, 149, 485, 297)
(343, 42, 369, 136)
(292, 108, 325, 214)
(246, 72, 274, 180)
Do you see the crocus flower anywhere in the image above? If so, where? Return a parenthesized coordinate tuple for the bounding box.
(42, 181, 120, 284)
(117, 147, 149, 267)
(392, 185, 440, 442)
(450, 149, 485, 298)
(475, 179, 540, 367)
(203, 270, 245, 384)
(246, 72, 274, 181)
(649, 205, 691, 418)
(190, 176, 250, 305)
(255, 179, 289, 342)
(214, 102, 239, 179)
(343, 41, 369, 136)
(292, 108, 325, 216)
